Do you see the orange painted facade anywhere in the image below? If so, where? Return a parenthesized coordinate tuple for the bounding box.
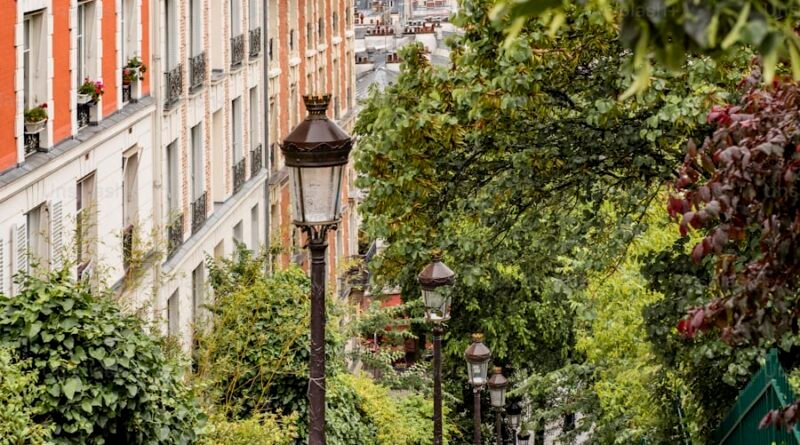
(1, 0, 149, 174)
(53, 0, 71, 143)
(0, 2, 17, 171)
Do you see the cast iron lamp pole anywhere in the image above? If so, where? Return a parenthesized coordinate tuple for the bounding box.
(488, 367, 509, 445)
(465, 334, 492, 445)
(507, 401, 522, 445)
(418, 253, 456, 445)
(281, 94, 353, 445)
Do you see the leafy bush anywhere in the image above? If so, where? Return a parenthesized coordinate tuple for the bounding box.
(326, 374, 378, 445)
(200, 412, 298, 445)
(342, 373, 444, 445)
(24, 104, 48, 123)
(0, 348, 52, 444)
(0, 269, 204, 444)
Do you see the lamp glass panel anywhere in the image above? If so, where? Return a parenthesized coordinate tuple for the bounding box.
(422, 288, 451, 322)
(489, 387, 505, 407)
(509, 414, 520, 430)
(289, 165, 343, 223)
(467, 361, 488, 386)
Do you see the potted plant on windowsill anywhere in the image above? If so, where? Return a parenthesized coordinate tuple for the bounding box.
(24, 103, 48, 133)
(78, 78, 105, 104)
(125, 56, 147, 81)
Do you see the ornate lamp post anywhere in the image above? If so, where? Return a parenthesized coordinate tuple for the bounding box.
(281, 94, 353, 445)
(465, 334, 492, 445)
(488, 367, 509, 445)
(516, 431, 531, 445)
(418, 253, 455, 445)
(507, 401, 522, 445)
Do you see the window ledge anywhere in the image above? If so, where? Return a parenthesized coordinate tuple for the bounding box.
(210, 69, 226, 84)
(289, 56, 301, 67)
(317, 44, 328, 52)
(332, 36, 342, 45)
(269, 68, 282, 79)
(305, 49, 317, 58)
(346, 30, 355, 38)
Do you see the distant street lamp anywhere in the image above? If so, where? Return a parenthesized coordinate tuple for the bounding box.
(507, 401, 522, 444)
(418, 253, 455, 445)
(465, 334, 492, 445)
(281, 94, 353, 445)
(488, 367, 509, 445)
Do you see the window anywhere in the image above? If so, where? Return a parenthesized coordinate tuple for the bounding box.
(166, 141, 180, 216)
(211, 110, 225, 202)
(214, 240, 225, 260)
(333, 12, 338, 34)
(209, 0, 224, 74)
(306, 22, 313, 49)
(165, 0, 178, 69)
(563, 413, 576, 432)
(268, 38, 273, 61)
(249, 0, 258, 30)
(232, 97, 242, 163)
(167, 290, 179, 337)
(123, 151, 140, 228)
(233, 220, 243, 245)
(290, 84, 298, 128)
(289, 29, 295, 51)
(76, 173, 97, 274)
(190, 0, 202, 57)
(27, 204, 50, 271)
(121, 0, 137, 61)
(346, 7, 351, 27)
(249, 87, 259, 150)
(191, 124, 204, 201)
(231, 0, 241, 36)
(192, 263, 204, 323)
(318, 18, 324, 42)
(250, 204, 259, 251)
(23, 12, 46, 109)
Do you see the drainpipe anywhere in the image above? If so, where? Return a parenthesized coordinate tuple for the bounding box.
(262, 0, 271, 274)
(151, 0, 165, 315)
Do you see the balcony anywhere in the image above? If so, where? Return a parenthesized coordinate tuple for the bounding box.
(165, 64, 183, 109)
(250, 144, 263, 177)
(231, 34, 245, 68)
(191, 192, 207, 234)
(167, 213, 184, 259)
(249, 27, 262, 58)
(189, 52, 207, 91)
(233, 158, 246, 194)
(77, 102, 92, 128)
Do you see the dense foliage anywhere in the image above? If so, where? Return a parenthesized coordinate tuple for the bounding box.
(0, 348, 52, 444)
(0, 269, 204, 444)
(492, 0, 800, 90)
(671, 79, 800, 427)
(199, 412, 299, 445)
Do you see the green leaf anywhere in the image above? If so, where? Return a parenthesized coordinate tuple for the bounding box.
(721, 3, 750, 50)
(63, 377, 82, 401)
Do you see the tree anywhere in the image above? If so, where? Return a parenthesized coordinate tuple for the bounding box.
(491, 0, 800, 92)
(671, 78, 800, 426)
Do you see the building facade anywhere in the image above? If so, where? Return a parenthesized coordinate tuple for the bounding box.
(0, 0, 359, 348)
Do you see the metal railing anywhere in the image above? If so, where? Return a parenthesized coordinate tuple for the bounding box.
(231, 34, 245, 67)
(364, 240, 378, 264)
(122, 82, 132, 103)
(165, 64, 183, 108)
(122, 224, 134, 269)
(191, 192, 207, 234)
(77, 102, 92, 128)
(24, 132, 40, 157)
(233, 158, 246, 194)
(189, 52, 207, 91)
(249, 27, 262, 58)
(250, 144, 263, 177)
(167, 213, 184, 258)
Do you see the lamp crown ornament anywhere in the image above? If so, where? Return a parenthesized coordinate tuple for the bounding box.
(417, 254, 456, 289)
(303, 94, 332, 117)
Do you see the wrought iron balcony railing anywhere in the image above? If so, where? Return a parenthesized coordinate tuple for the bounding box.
(167, 213, 184, 258)
(191, 192, 207, 234)
(233, 158, 246, 194)
(231, 34, 245, 68)
(250, 144, 263, 177)
(165, 64, 183, 108)
(189, 52, 207, 91)
(249, 27, 262, 58)
(122, 224, 135, 269)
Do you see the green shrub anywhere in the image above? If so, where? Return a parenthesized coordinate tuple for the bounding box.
(326, 374, 378, 445)
(0, 269, 204, 444)
(0, 348, 52, 444)
(200, 412, 298, 445)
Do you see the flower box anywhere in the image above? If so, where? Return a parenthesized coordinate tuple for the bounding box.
(77, 93, 94, 105)
(25, 119, 47, 133)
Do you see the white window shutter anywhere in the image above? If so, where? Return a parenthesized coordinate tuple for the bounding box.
(50, 200, 63, 270)
(12, 221, 28, 295)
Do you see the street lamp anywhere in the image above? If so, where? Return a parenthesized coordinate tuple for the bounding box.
(418, 253, 455, 445)
(516, 431, 531, 445)
(465, 333, 491, 445)
(281, 94, 353, 445)
(488, 367, 508, 445)
(507, 401, 522, 444)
